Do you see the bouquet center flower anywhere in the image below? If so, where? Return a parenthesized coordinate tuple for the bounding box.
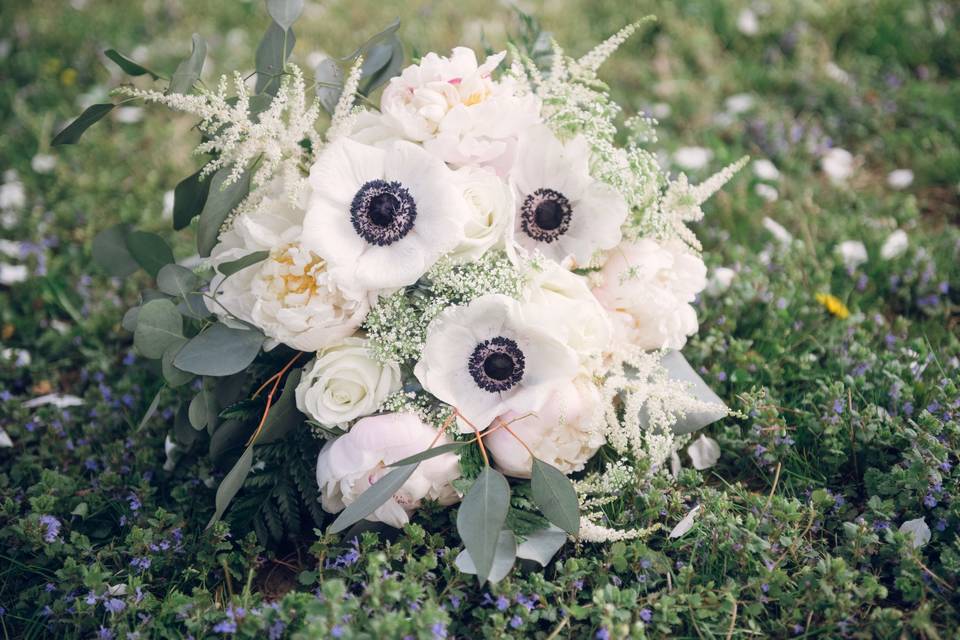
(521, 188, 572, 243)
(350, 179, 417, 246)
(468, 336, 526, 392)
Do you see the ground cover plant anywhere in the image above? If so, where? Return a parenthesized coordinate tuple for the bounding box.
(1, 0, 958, 638)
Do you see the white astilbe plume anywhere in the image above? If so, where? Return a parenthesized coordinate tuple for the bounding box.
(570, 18, 654, 78)
(578, 517, 660, 543)
(639, 156, 749, 252)
(115, 64, 321, 204)
(598, 345, 727, 470)
(327, 57, 364, 142)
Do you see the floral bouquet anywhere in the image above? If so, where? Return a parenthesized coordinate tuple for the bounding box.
(55, 1, 743, 583)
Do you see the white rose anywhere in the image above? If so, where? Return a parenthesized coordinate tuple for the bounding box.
(520, 260, 612, 361)
(592, 239, 707, 351)
(447, 166, 515, 263)
(316, 412, 461, 528)
(296, 337, 401, 426)
(352, 47, 541, 175)
(484, 376, 605, 478)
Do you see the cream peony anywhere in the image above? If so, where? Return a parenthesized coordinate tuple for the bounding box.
(592, 239, 707, 351)
(509, 126, 627, 267)
(484, 376, 605, 478)
(414, 294, 578, 433)
(352, 47, 541, 174)
(447, 166, 515, 263)
(520, 260, 612, 361)
(295, 337, 401, 426)
(316, 412, 461, 528)
(304, 138, 468, 291)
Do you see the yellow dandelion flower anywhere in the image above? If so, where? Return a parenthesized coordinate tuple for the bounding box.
(815, 293, 850, 319)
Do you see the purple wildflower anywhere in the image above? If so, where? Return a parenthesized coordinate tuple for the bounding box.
(39, 515, 61, 543)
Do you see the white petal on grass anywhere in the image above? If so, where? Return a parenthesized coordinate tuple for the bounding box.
(762, 217, 793, 244)
(114, 106, 144, 124)
(752, 159, 780, 181)
(0, 427, 12, 448)
(669, 504, 701, 539)
(687, 435, 721, 470)
(0, 263, 28, 285)
(162, 190, 175, 220)
(1, 348, 31, 367)
(880, 229, 909, 260)
(736, 8, 759, 36)
(674, 146, 713, 171)
(899, 517, 930, 548)
(755, 183, 779, 202)
(706, 266, 736, 296)
(670, 450, 682, 478)
(724, 93, 754, 115)
(887, 169, 914, 190)
(31, 154, 58, 174)
(23, 394, 84, 409)
(0, 239, 23, 258)
(821, 148, 854, 183)
(835, 240, 868, 270)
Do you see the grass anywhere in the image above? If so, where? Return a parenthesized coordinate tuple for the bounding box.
(1, 0, 958, 638)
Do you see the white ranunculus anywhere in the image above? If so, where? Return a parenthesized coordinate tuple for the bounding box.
(304, 138, 467, 291)
(245, 244, 373, 352)
(447, 166, 515, 263)
(520, 260, 612, 361)
(687, 435, 721, 470)
(484, 376, 605, 478)
(752, 159, 780, 181)
(352, 47, 541, 174)
(296, 337, 401, 426)
(592, 239, 707, 351)
(821, 148, 854, 183)
(414, 294, 578, 433)
(835, 240, 868, 270)
(887, 169, 914, 190)
(316, 412, 461, 528)
(509, 126, 627, 267)
(762, 217, 793, 244)
(880, 229, 909, 260)
(705, 266, 736, 296)
(673, 146, 712, 171)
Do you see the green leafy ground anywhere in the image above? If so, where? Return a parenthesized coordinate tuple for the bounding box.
(1, 1, 959, 638)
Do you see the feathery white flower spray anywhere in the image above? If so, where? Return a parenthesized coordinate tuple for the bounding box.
(327, 57, 364, 142)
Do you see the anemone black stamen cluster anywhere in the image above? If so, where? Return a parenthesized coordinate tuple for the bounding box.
(468, 336, 526, 393)
(350, 179, 417, 246)
(520, 187, 573, 243)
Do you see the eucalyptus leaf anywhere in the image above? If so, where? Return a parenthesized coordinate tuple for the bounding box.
(515, 525, 567, 566)
(315, 57, 344, 114)
(161, 339, 194, 387)
(342, 19, 403, 96)
(178, 292, 212, 320)
(197, 167, 251, 257)
(388, 442, 469, 467)
(202, 377, 222, 434)
(255, 369, 304, 445)
(137, 388, 163, 432)
(170, 34, 207, 94)
(173, 168, 211, 231)
(457, 467, 511, 583)
(121, 305, 140, 333)
(125, 231, 174, 278)
(173, 403, 199, 447)
(218, 251, 269, 276)
(188, 392, 208, 430)
(207, 446, 254, 528)
(209, 419, 254, 465)
(51, 104, 114, 146)
(255, 21, 295, 96)
(133, 299, 183, 359)
(173, 323, 265, 376)
(266, 0, 304, 30)
(531, 458, 580, 535)
(157, 264, 200, 298)
(454, 530, 517, 584)
(328, 464, 419, 534)
(659, 349, 728, 434)
(104, 49, 160, 79)
(92, 223, 138, 277)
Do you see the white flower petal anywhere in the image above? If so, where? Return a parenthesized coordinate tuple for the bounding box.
(898, 517, 930, 548)
(669, 504, 701, 538)
(687, 435, 721, 470)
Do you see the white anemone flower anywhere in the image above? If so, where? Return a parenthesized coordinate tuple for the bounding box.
(484, 376, 605, 478)
(316, 412, 461, 528)
(509, 127, 627, 267)
(303, 138, 468, 291)
(414, 294, 578, 433)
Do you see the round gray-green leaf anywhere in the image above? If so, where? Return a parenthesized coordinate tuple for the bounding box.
(161, 339, 193, 387)
(92, 223, 139, 277)
(455, 529, 517, 584)
(173, 323, 265, 376)
(531, 457, 580, 536)
(133, 299, 183, 359)
(126, 231, 174, 278)
(456, 467, 511, 584)
(266, 0, 304, 30)
(157, 264, 200, 299)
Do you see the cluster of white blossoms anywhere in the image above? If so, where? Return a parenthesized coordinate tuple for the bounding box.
(197, 27, 735, 530)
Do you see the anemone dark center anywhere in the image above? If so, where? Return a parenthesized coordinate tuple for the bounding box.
(350, 179, 417, 246)
(468, 336, 525, 393)
(520, 188, 573, 243)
